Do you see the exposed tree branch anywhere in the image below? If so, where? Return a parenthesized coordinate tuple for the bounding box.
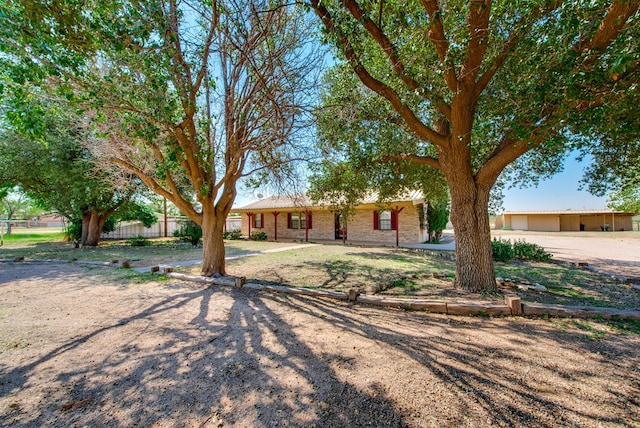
(420, 0, 457, 92)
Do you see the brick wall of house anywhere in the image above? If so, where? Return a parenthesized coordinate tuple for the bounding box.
(346, 205, 426, 245)
(240, 210, 336, 241)
(239, 204, 427, 245)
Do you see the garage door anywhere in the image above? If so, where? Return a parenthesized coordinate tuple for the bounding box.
(511, 215, 528, 230)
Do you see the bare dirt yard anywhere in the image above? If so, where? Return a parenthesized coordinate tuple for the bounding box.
(1, 262, 639, 427)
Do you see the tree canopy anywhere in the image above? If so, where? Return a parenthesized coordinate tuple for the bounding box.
(309, 0, 640, 291)
(0, 91, 141, 245)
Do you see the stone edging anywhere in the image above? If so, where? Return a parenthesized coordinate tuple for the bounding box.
(166, 272, 640, 321)
(3, 258, 639, 321)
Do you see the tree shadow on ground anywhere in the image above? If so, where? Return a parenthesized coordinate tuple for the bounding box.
(1, 265, 638, 426)
(0, 273, 407, 427)
(269, 293, 639, 427)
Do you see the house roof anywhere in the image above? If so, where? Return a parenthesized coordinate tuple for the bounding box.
(231, 191, 424, 212)
(502, 210, 635, 216)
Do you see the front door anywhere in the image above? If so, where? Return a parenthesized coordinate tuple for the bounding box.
(334, 212, 346, 240)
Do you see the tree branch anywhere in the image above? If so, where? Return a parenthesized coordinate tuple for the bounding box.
(384, 153, 441, 170)
(310, 0, 448, 147)
(420, 0, 457, 92)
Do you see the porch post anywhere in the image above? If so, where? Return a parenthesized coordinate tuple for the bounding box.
(612, 212, 615, 232)
(272, 211, 280, 241)
(246, 212, 254, 238)
(394, 206, 405, 247)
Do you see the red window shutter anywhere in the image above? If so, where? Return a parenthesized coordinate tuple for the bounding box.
(251, 214, 256, 228)
(307, 212, 312, 229)
(391, 211, 398, 230)
(287, 213, 292, 229)
(259, 213, 264, 228)
(373, 211, 379, 230)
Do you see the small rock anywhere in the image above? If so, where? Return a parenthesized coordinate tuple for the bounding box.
(516, 284, 530, 291)
(532, 283, 547, 291)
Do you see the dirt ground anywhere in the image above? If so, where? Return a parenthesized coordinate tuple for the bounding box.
(1, 262, 639, 427)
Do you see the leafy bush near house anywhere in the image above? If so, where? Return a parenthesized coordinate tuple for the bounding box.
(223, 229, 242, 240)
(127, 235, 151, 246)
(173, 219, 202, 246)
(427, 198, 450, 242)
(250, 231, 267, 241)
(492, 238, 514, 262)
(513, 239, 552, 262)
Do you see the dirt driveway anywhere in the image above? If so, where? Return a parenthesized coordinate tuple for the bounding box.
(491, 231, 640, 280)
(1, 263, 639, 427)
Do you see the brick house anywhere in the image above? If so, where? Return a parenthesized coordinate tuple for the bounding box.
(230, 192, 429, 246)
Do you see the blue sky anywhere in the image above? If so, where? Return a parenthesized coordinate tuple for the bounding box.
(501, 156, 608, 212)
(233, 155, 610, 211)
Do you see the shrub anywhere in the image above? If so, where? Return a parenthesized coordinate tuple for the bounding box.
(173, 219, 202, 246)
(492, 238, 514, 262)
(513, 239, 552, 262)
(223, 229, 242, 240)
(249, 231, 267, 241)
(491, 238, 552, 262)
(127, 235, 151, 246)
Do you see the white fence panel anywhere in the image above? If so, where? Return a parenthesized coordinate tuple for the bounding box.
(101, 216, 243, 239)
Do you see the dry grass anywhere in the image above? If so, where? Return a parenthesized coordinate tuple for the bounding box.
(4, 236, 639, 310)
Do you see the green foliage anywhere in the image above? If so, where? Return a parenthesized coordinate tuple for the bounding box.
(249, 231, 267, 241)
(0, 92, 137, 245)
(115, 202, 158, 227)
(223, 229, 242, 240)
(512, 239, 553, 262)
(65, 219, 82, 242)
(492, 238, 552, 262)
(126, 235, 151, 247)
(607, 180, 640, 214)
(491, 238, 515, 262)
(173, 220, 202, 247)
(427, 199, 450, 242)
(309, 64, 449, 212)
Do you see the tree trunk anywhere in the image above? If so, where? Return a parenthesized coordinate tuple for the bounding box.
(82, 211, 108, 247)
(80, 211, 91, 245)
(200, 207, 227, 277)
(448, 179, 495, 292)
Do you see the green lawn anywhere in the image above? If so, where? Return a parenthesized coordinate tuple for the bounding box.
(1, 227, 66, 245)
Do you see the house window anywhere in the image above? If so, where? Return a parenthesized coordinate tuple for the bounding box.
(253, 213, 263, 229)
(374, 210, 397, 231)
(291, 213, 300, 229)
(379, 210, 392, 230)
(288, 212, 312, 229)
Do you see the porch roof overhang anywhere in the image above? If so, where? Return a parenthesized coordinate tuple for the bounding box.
(231, 191, 425, 213)
(502, 210, 636, 216)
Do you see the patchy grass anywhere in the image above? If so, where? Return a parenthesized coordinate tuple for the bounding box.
(495, 261, 639, 308)
(3, 232, 639, 310)
(1, 236, 295, 268)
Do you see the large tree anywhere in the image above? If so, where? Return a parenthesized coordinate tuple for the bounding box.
(310, 1, 640, 291)
(1, 0, 320, 275)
